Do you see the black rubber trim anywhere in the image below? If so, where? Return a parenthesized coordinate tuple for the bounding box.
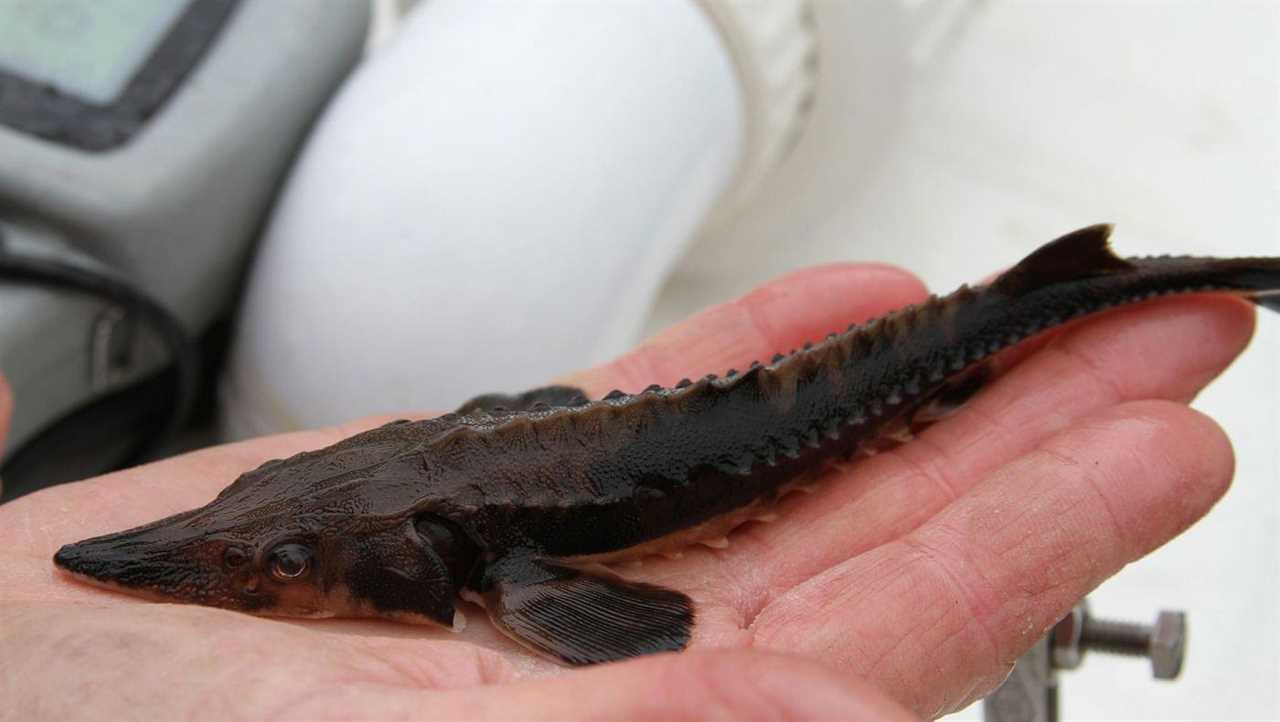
(0, 0, 241, 151)
(0, 368, 176, 501)
(0, 233, 198, 478)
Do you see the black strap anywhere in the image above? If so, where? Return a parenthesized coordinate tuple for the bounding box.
(0, 230, 198, 470)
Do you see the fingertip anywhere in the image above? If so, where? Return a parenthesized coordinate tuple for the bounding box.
(764, 261, 927, 297)
(1050, 293, 1258, 402)
(1033, 399, 1236, 561)
(732, 263, 928, 343)
(1147, 293, 1256, 364)
(1105, 400, 1236, 543)
(744, 262, 929, 311)
(1179, 403, 1237, 512)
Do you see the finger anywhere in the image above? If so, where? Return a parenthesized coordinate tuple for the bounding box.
(750, 400, 1234, 717)
(566, 263, 928, 394)
(285, 650, 918, 722)
(684, 295, 1253, 616)
(0, 372, 11, 448)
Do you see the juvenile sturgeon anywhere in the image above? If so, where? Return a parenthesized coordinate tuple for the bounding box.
(54, 226, 1280, 665)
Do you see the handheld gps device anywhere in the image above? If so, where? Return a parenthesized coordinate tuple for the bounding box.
(0, 0, 368, 498)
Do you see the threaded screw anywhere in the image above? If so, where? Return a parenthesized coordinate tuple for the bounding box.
(1081, 617, 1153, 656)
(1052, 604, 1187, 680)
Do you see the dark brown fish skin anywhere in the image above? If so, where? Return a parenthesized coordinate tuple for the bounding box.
(432, 226, 1280, 560)
(52, 225, 1280, 665)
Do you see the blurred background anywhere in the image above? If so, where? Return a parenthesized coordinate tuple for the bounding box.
(0, 1, 1275, 718)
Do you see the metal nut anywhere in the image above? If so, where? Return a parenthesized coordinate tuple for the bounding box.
(1149, 611, 1186, 680)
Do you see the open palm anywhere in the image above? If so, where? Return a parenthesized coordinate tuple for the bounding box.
(0, 262, 1253, 721)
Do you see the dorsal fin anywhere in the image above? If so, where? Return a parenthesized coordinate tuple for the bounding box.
(994, 224, 1133, 296)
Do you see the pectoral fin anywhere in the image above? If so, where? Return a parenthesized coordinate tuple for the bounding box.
(480, 555, 694, 665)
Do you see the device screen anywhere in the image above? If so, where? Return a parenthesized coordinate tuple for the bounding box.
(0, 0, 193, 105)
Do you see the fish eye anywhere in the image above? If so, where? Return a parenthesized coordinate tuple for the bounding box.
(268, 543, 312, 581)
(223, 546, 249, 569)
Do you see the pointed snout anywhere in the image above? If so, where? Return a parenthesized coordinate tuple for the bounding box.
(53, 539, 97, 577)
(53, 536, 153, 588)
(52, 513, 213, 596)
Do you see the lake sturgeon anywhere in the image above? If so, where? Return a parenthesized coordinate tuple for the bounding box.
(54, 225, 1280, 665)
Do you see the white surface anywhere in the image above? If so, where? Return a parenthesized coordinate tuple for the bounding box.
(221, 0, 744, 436)
(695, 0, 819, 214)
(655, 1, 1278, 719)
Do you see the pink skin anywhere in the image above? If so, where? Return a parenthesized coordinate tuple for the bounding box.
(0, 263, 1253, 721)
(0, 373, 9, 450)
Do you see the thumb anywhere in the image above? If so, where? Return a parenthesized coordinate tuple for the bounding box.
(380, 650, 920, 722)
(474, 650, 919, 722)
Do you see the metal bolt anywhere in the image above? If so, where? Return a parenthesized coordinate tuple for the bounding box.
(1051, 603, 1187, 680)
(1082, 610, 1186, 680)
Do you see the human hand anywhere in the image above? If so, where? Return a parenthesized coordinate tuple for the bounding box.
(0, 262, 1253, 720)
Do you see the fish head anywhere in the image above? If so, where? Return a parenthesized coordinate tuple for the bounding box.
(53, 418, 480, 624)
(54, 496, 475, 628)
(53, 503, 342, 617)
